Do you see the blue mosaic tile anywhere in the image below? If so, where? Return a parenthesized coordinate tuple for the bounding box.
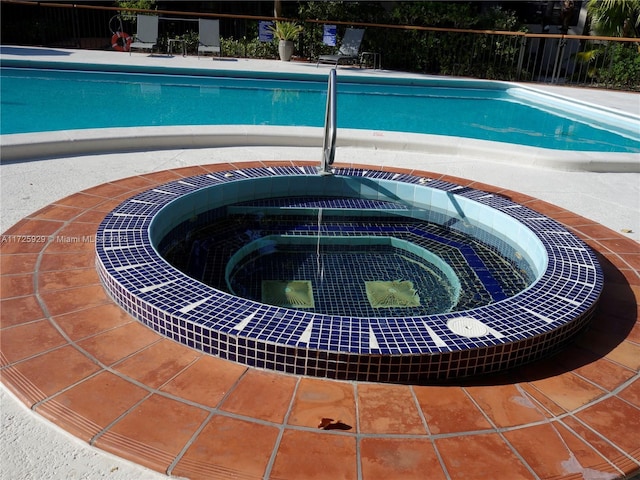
(96, 167, 603, 382)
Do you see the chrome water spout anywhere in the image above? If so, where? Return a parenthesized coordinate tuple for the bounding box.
(320, 69, 337, 175)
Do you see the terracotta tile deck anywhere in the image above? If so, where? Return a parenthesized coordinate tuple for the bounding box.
(1, 161, 638, 479)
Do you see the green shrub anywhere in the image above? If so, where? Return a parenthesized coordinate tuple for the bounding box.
(591, 43, 640, 90)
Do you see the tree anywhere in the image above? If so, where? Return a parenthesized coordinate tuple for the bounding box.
(586, 0, 640, 37)
(114, 1, 156, 22)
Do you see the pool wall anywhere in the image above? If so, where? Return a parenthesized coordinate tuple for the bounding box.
(507, 87, 640, 139)
(96, 166, 603, 382)
(3, 125, 638, 173)
(148, 173, 546, 279)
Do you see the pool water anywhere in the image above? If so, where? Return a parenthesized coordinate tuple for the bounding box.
(2, 65, 639, 152)
(228, 242, 459, 316)
(159, 200, 534, 317)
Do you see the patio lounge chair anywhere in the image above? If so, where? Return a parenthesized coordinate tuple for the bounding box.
(317, 28, 365, 67)
(198, 19, 221, 59)
(129, 14, 158, 55)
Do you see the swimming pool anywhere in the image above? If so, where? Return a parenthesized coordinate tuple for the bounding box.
(2, 61, 639, 153)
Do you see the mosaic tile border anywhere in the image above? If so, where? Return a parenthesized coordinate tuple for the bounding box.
(96, 166, 603, 381)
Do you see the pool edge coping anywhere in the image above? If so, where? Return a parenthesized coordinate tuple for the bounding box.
(2, 125, 639, 173)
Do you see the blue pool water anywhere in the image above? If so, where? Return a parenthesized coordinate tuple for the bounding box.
(160, 202, 532, 318)
(1, 64, 639, 152)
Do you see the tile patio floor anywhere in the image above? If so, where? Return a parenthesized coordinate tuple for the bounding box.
(1, 160, 639, 479)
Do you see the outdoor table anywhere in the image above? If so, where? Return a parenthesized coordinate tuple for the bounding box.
(167, 38, 186, 56)
(360, 51, 381, 69)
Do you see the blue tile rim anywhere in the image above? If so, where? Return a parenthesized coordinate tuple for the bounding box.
(95, 166, 603, 381)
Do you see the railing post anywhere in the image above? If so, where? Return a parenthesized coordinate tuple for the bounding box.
(551, 37, 566, 84)
(72, 4, 81, 48)
(320, 68, 337, 175)
(516, 35, 526, 80)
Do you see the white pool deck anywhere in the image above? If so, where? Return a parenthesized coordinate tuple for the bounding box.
(0, 46, 639, 479)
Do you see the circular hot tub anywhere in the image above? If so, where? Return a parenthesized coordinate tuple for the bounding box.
(96, 166, 602, 382)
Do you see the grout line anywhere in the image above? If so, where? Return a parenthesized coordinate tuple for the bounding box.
(513, 381, 637, 478)
(166, 410, 216, 477)
(519, 382, 599, 478)
(564, 413, 640, 472)
(556, 415, 626, 478)
(262, 375, 301, 480)
(408, 385, 431, 435)
(461, 386, 541, 480)
(89, 390, 154, 446)
(525, 372, 640, 419)
(409, 385, 452, 480)
(354, 382, 362, 480)
(30, 367, 106, 411)
(213, 366, 250, 409)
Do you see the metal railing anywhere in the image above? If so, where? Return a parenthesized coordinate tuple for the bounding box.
(1, 0, 638, 90)
(320, 68, 337, 176)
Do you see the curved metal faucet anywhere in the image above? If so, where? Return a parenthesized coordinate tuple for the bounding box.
(320, 69, 337, 175)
